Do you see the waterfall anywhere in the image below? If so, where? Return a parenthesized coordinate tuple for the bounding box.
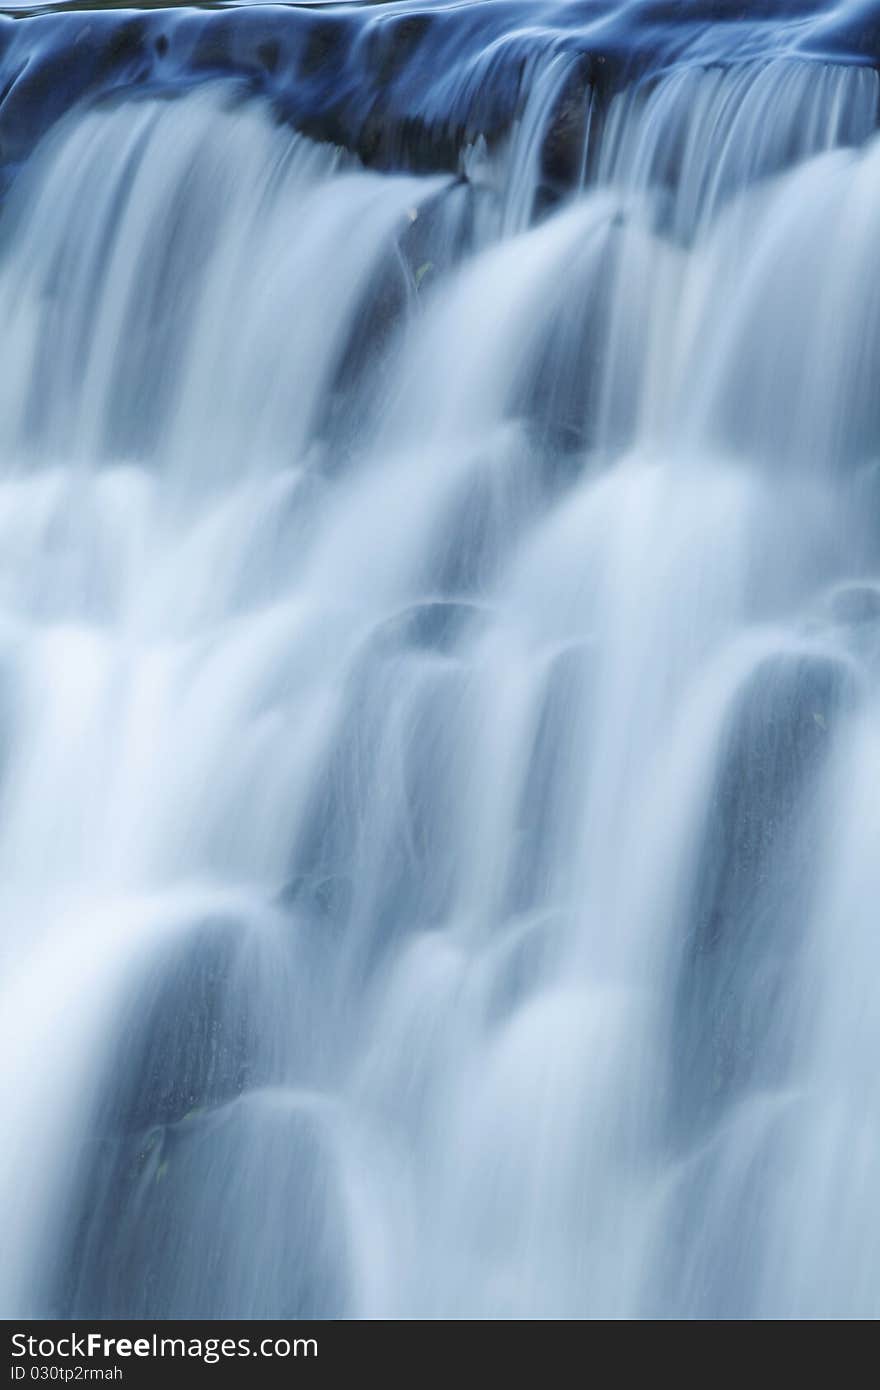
(3, 14, 880, 1320)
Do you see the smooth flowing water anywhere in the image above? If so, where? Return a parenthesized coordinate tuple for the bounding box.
(3, 33, 880, 1319)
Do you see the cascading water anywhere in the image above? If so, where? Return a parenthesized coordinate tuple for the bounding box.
(4, 2, 880, 1320)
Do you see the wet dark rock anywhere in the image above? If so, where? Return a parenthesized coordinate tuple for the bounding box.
(507, 641, 595, 915)
(532, 180, 567, 221)
(363, 13, 434, 86)
(188, 28, 234, 76)
(55, 1095, 352, 1319)
(540, 53, 594, 188)
(429, 451, 538, 595)
(649, 1101, 789, 1318)
(290, 670, 382, 889)
(399, 177, 478, 277)
(46, 914, 345, 1319)
(365, 660, 470, 933)
(375, 599, 483, 654)
(256, 37, 281, 77)
(485, 911, 567, 1022)
(1, 2, 875, 196)
(99, 916, 291, 1131)
(100, 16, 148, 70)
(327, 240, 412, 408)
(672, 651, 856, 1133)
(281, 871, 354, 925)
(299, 18, 348, 79)
(291, 643, 471, 949)
(520, 225, 617, 457)
(828, 583, 880, 626)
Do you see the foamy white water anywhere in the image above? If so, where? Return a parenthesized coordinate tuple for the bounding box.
(2, 58, 880, 1317)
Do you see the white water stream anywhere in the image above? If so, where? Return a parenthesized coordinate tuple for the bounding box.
(1, 59, 880, 1317)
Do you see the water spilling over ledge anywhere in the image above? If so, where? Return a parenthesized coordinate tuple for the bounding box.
(3, 0, 880, 1321)
(2, 1, 880, 186)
